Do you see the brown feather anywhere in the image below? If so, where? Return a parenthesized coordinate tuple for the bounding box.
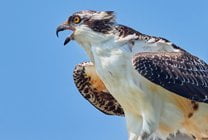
(73, 62, 124, 116)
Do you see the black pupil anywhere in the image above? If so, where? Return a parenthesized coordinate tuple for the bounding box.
(73, 16, 80, 23)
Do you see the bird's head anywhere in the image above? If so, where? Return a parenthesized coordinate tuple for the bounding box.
(56, 10, 116, 46)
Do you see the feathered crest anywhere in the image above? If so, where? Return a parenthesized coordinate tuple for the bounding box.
(75, 10, 116, 23)
(91, 11, 116, 22)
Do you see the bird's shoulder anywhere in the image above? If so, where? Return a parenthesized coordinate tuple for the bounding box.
(114, 24, 183, 53)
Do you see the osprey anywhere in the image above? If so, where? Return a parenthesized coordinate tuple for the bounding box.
(56, 10, 208, 140)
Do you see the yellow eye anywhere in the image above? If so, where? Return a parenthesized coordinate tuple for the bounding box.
(73, 16, 81, 24)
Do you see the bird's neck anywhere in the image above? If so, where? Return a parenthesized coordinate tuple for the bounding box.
(75, 30, 126, 62)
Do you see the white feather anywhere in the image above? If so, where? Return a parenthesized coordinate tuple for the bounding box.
(73, 23, 208, 140)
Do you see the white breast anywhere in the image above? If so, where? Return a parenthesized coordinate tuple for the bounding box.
(91, 42, 185, 137)
(91, 43, 146, 114)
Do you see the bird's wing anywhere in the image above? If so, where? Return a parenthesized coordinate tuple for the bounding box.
(115, 24, 184, 54)
(73, 62, 124, 116)
(132, 51, 208, 103)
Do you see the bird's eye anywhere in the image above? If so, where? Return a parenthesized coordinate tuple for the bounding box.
(72, 16, 81, 24)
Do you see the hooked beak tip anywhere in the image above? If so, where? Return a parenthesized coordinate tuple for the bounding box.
(56, 24, 68, 37)
(56, 23, 74, 46)
(56, 30, 59, 37)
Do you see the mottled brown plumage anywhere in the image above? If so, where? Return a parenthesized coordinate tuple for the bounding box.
(73, 62, 124, 116)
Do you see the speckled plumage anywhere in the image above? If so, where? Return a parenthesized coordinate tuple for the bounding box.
(132, 51, 208, 103)
(73, 62, 124, 116)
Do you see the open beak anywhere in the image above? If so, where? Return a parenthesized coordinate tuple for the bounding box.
(56, 22, 75, 45)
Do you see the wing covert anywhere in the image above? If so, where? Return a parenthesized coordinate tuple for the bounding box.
(73, 62, 124, 116)
(132, 51, 208, 103)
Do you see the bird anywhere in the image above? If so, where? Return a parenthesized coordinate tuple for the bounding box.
(56, 10, 208, 140)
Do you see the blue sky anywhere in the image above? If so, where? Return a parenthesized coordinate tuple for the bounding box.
(0, 0, 208, 140)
